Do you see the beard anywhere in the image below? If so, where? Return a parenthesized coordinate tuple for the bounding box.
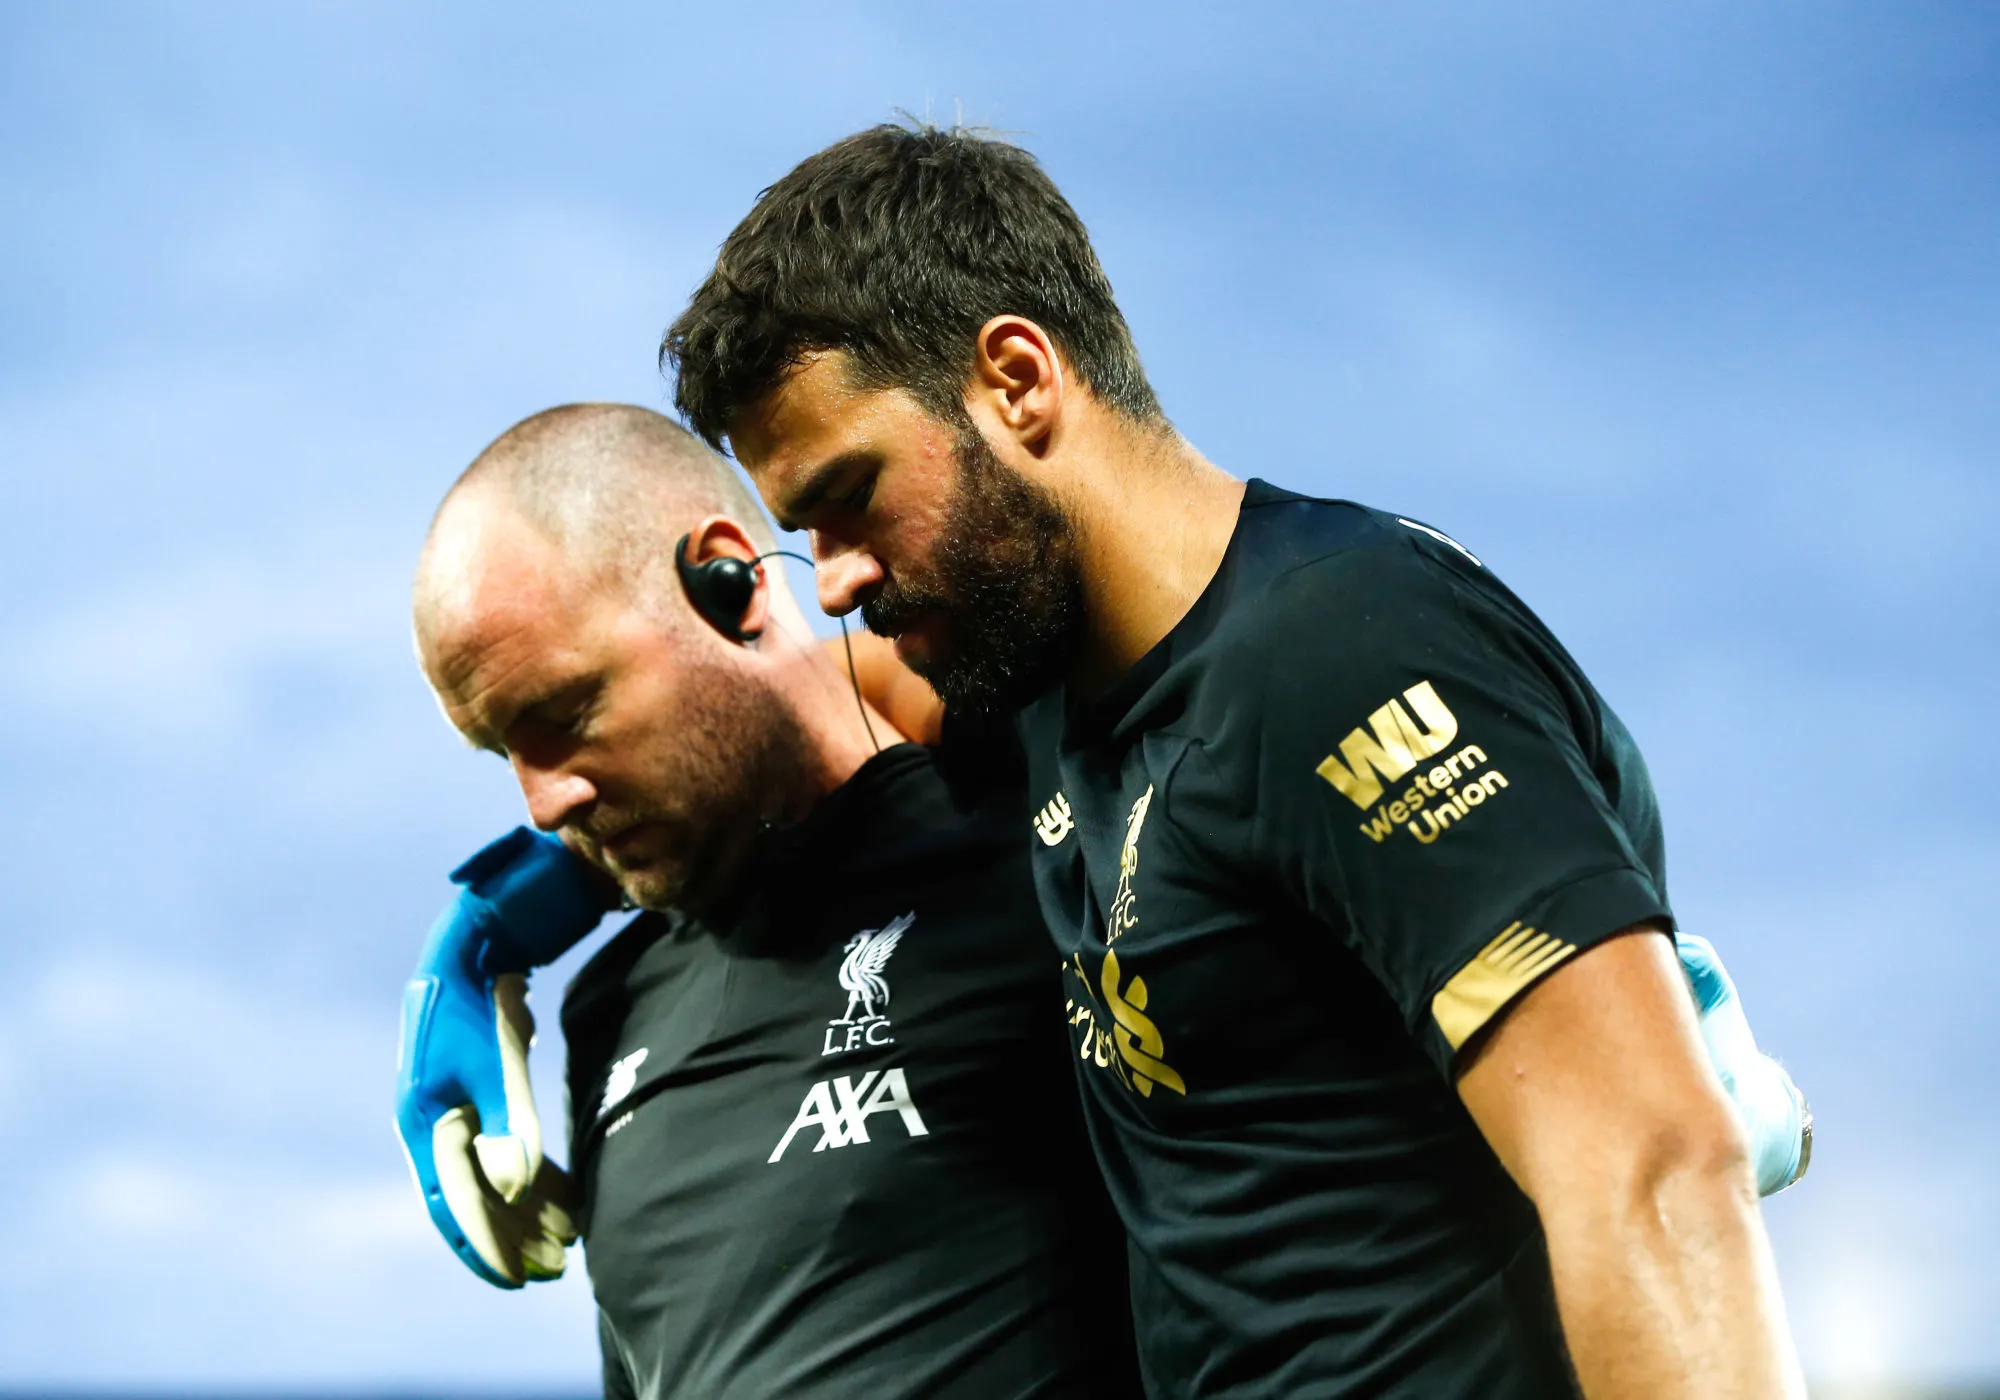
(572, 658, 813, 916)
(860, 428, 1085, 715)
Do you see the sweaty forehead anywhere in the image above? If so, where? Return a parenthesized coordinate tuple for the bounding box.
(730, 354, 858, 473)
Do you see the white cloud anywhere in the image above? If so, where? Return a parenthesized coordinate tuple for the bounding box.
(75, 1156, 208, 1236)
(2, 955, 383, 1154)
(5, 533, 410, 745)
(1, 1145, 599, 1385)
(53, 1152, 434, 1265)
(0, 950, 598, 1385)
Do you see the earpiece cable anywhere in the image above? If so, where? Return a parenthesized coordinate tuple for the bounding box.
(754, 548, 882, 755)
(837, 615, 883, 754)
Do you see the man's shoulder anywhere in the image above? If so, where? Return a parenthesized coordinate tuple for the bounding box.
(1233, 482, 1483, 601)
(1207, 485, 1493, 681)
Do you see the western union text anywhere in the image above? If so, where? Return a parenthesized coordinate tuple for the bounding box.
(1351, 744, 1511, 846)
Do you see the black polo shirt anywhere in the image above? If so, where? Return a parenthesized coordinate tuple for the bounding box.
(1017, 481, 1673, 1397)
(563, 742, 1140, 1400)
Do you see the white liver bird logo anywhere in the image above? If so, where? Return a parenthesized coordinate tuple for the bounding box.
(835, 913, 912, 1025)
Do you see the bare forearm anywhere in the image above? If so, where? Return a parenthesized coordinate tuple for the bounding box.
(1543, 1161, 1802, 1399)
(1459, 932, 1805, 1399)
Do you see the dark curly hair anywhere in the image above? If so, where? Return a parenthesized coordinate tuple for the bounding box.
(663, 122, 1162, 449)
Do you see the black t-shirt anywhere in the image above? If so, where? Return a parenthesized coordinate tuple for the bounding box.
(1014, 482, 1673, 1398)
(563, 743, 1140, 1400)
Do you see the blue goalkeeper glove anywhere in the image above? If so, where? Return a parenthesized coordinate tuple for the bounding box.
(395, 828, 612, 1287)
(1677, 932, 1812, 1196)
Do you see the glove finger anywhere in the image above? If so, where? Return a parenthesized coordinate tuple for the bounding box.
(480, 1188, 568, 1283)
(532, 1159, 578, 1245)
(518, 1226, 568, 1280)
(473, 1131, 534, 1205)
(533, 1156, 577, 1210)
(484, 1175, 570, 1281)
(433, 1105, 525, 1287)
(1681, 934, 1761, 1079)
(1673, 932, 1732, 1013)
(488, 973, 543, 1197)
(538, 1202, 578, 1251)
(1739, 1052, 1809, 1196)
(1673, 934, 1811, 1197)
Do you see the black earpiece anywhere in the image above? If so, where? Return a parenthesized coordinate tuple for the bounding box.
(675, 532, 764, 642)
(673, 531, 882, 754)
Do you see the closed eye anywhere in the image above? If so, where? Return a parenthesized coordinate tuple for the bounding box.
(507, 679, 601, 755)
(778, 451, 879, 532)
(838, 471, 875, 515)
(542, 687, 599, 737)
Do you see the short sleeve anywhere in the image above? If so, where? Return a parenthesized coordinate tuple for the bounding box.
(1242, 538, 1671, 1076)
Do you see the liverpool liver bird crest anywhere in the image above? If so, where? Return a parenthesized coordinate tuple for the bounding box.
(835, 913, 912, 1024)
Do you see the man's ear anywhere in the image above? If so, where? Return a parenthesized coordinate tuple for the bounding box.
(679, 514, 773, 641)
(968, 315, 1065, 455)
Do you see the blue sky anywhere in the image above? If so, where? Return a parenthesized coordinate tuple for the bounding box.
(2, 1, 1994, 1390)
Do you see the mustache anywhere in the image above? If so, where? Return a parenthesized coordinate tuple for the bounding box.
(860, 539, 1028, 641)
(577, 810, 668, 847)
(860, 576, 949, 638)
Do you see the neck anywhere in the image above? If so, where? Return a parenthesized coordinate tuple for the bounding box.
(762, 625, 903, 814)
(1059, 421, 1245, 697)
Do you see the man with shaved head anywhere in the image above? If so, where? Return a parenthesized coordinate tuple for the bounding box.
(397, 403, 1140, 1400)
(414, 403, 842, 914)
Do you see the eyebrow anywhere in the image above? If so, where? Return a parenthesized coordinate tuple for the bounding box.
(773, 450, 873, 533)
(464, 673, 596, 758)
(454, 703, 509, 757)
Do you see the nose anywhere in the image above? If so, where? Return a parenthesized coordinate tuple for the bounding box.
(811, 532, 885, 618)
(513, 758, 598, 833)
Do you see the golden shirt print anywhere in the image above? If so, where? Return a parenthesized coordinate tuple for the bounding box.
(1431, 921, 1578, 1050)
(1106, 784, 1153, 944)
(1062, 784, 1187, 1098)
(1098, 949, 1186, 1097)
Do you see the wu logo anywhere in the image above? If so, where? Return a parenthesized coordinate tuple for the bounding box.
(1034, 792, 1075, 846)
(823, 913, 912, 1057)
(1315, 681, 1459, 809)
(599, 1047, 648, 1118)
(767, 1067, 930, 1162)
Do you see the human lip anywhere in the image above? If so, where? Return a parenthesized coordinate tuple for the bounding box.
(600, 822, 666, 861)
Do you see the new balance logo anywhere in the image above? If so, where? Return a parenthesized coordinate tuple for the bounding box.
(1034, 792, 1075, 846)
(1314, 681, 1460, 809)
(768, 1067, 930, 1163)
(599, 1048, 649, 1118)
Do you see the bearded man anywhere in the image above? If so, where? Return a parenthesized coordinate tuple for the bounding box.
(661, 124, 1811, 1399)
